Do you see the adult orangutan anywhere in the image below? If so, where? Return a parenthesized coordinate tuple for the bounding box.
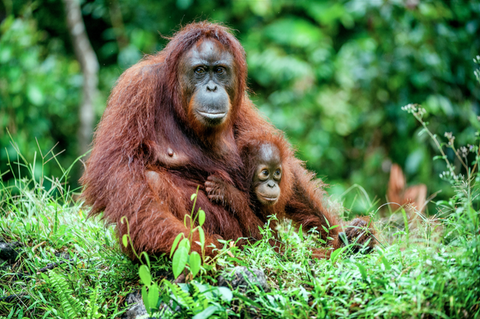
(81, 22, 374, 259)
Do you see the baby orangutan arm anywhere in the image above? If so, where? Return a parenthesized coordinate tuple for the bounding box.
(205, 175, 247, 214)
(205, 175, 264, 241)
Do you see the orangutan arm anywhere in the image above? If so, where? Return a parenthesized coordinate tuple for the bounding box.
(205, 175, 264, 241)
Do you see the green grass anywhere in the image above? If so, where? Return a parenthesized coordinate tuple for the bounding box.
(1, 116, 479, 318)
(1, 177, 478, 319)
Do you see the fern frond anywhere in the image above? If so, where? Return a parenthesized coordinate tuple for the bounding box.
(48, 271, 85, 319)
(166, 281, 197, 312)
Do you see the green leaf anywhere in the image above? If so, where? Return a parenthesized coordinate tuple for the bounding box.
(170, 233, 184, 258)
(148, 283, 159, 314)
(138, 265, 151, 286)
(192, 305, 219, 319)
(217, 287, 233, 302)
(141, 285, 149, 312)
(355, 263, 368, 281)
(298, 224, 304, 241)
(172, 246, 189, 279)
(178, 238, 191, 252)
(191, 193, 197, 201)
(330, 246, 348, 263)
(418, 128, 428, 136)
(198, 209, 205, 226)
(197, 227, 205, 247)
(141, 252, 151, 269)
(401, 208, 409, 237)
(381, 255, 391, 271)
(321, 225, 329, 234)
(189, 251, 201, 277)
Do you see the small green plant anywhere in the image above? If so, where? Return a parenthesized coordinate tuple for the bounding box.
(43, 271, 102, 319)
(120, 187, 215, 317)
(161, 280, 233, 318)
(402, 103, 480, 236)
(120, 216, 162, 315)
(169, 186, 208, 280)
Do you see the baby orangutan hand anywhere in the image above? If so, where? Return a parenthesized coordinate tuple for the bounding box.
(205, 175, 228, 204)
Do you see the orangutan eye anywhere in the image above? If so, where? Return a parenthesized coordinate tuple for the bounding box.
(262, 169, 269, 176)
(194, 67, 205, 74)
(215, 67, 225, 75)
(275, 169, 281, 176)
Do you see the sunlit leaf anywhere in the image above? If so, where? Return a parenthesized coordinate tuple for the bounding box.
(170, 233, 184, 258)
(138, 265, 151, 286)
(172, 247, 189, 279)
(217, 287, 233, 302)
(147, 283, 159, 313)
(198, 209, 205, 226)
(189, 251, 201, 277)
(192, 306, 219, 319)
(197, 227, 205, 247)
(122, 234, 128, 248)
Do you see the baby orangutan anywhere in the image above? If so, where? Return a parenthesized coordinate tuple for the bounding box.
(205, 131, 293, 242)
(205, 131, 375, 256)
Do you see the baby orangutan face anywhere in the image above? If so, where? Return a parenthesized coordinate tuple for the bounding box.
(253, 143, 282, 206)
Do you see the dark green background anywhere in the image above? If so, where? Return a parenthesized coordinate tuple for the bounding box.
(1, 0, 479, 215)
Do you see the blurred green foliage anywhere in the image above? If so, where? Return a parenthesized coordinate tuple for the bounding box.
(1, 0, 479, 213)
(0, 7, 82, 182)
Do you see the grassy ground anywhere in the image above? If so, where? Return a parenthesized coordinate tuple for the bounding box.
(1, 108, 479, 318)
(1, 158, 479, 319)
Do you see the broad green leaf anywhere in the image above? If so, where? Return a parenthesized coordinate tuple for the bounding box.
(191, 193, 197, 201)
(217, 287, 233, 302)
(178, 238, 191, 252)
(148, 283, 159, 314)
(172, 246, 189, 279)
(170, 233, 184, 258)
(198, 209, 205, 226)
(298, 224, 304, 241)
(189, 251, 201, 277)
(138, 265, 151, 286)
(192, 305, 219, 319)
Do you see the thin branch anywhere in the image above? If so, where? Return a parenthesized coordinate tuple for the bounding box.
(63, 0, 99, 156)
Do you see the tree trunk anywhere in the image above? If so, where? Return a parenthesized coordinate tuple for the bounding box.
(63, 0, 99, 156)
